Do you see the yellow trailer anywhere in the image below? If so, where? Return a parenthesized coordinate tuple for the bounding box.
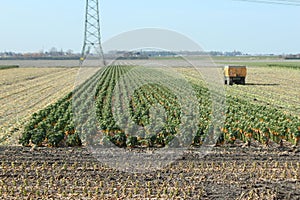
(224, 65, 247, 85)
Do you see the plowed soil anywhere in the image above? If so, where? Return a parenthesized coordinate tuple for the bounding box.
(0, 145, 300, 199)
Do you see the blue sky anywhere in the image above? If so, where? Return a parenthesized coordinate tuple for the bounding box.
(0, 0, 299, 54)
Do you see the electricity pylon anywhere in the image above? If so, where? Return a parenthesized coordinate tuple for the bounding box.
(80, 0, 105, 66)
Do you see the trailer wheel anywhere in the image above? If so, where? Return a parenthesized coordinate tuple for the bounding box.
(229, 78, 233, 85)
(241, 77, 245, 85)
(224, 79, 227, 85)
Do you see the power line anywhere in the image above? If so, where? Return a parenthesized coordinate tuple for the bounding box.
(282, 0, 300, 1)
(244, 0, 300, 4)
(234, 0, 300, 6)
(235, 0, 300, 6)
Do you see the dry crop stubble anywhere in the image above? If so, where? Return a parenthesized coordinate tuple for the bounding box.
(0, 146, 300, 199)
(225, 66, 300, 117)
(0, 67, 78, 145)
(178, 65, 300, 117)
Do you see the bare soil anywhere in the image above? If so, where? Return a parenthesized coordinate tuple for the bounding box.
(0, 145, 300, 199)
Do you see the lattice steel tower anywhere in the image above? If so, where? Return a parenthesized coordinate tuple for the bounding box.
(80, 0, 105, 66)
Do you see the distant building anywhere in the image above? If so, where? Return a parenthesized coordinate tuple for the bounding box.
(284, 54, 300, 60)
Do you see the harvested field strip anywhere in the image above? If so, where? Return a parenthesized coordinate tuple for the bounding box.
(0, 68, 70, 86)
(226, 67, 300, 117)
(0, 72, 75, 111)
(0, 69, 76, 118)
(0, 68, 78, 145)
(178, 66, 300, 117)
(0, 68, 77, 99)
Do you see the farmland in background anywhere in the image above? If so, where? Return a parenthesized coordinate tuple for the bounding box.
(179, 62, 300, 118)
(221, 61, 300, 117)
(1, 57, 300, 146)
(11, 57, 299, 148)
(1, 57, 300, 199)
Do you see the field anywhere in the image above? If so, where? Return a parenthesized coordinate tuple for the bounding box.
(223, 61, 300, 118)
(1, 146, 300, 199)
(1, 57, 300, 199)
(180, 62, 300, 118)
(0, 67, 78, 145)
(226, 67, 300, 117)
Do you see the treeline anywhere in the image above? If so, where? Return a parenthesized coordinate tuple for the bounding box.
(0, 56, 80, 61)
(0, 65, 19, 70)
